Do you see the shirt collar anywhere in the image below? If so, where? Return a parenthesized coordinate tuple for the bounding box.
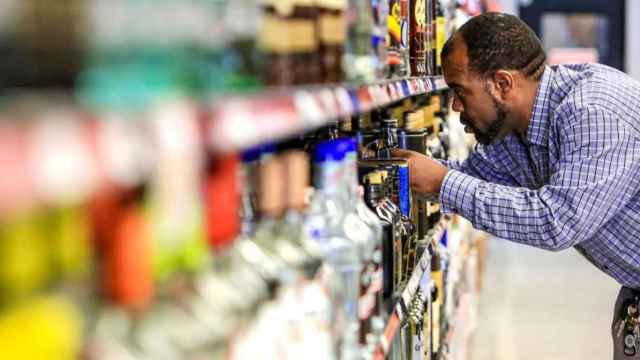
(525, 66, 554, 146)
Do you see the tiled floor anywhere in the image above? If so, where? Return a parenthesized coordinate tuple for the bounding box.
(471, 238, 620, 360)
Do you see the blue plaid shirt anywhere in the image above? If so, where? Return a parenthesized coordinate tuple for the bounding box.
(440, 64, 640, 288)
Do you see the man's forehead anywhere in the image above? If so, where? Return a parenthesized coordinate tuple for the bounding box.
(443, 35, 469, 85)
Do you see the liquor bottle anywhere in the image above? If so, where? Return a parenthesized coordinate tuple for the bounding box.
(252, 155, 303, 281)
(260, 0, 321, 85)
(221, 0, 265, 91)
(387, 0, 410, 78)
(409, 0, 426, 76)
(340, 139, 386, 348)
(399, 110, 431, 255)
(371, 0, 390, 78)
(344, 0, 376, 82)
(363, 171, 396, 311)
(430, 236, 444, 358)
(435, 0, 446, 75)
(317, 0, 348, 83)
(428, 0, 437, 75)
(281, 150, 323, 275)
(305, 139, 369, 359)
(377, 111, 400, 159)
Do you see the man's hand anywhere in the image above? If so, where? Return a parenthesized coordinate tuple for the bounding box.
(391, 149, 449, 196)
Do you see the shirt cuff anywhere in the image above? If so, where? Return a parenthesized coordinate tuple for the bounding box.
(439, 170, 482, 219)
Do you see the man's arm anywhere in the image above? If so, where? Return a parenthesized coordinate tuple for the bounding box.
(439, 143, 518, 186)
(440, 107, 640, 250)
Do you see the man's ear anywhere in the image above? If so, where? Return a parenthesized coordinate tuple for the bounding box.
(492, 70, 514, 98)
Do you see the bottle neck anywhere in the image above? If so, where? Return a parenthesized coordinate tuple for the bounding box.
(364, 183, 384, 210)
(315, 159, 344, 197)
(344, 151, 359, 198)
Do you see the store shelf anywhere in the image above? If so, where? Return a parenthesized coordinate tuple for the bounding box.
(374, 218, 448, 360)
(208, 76, 448, 153)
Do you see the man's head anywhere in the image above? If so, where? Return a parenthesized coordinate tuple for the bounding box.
(441, 12, 546, 145)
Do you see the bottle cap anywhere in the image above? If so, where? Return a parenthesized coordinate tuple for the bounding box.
(365, 171, 383, 185)
(314, 139, 346, 162)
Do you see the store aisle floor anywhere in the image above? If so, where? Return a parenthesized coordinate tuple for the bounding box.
(471, 238, 620, 360)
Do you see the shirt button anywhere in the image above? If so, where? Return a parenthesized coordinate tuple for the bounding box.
(603, 265, 609, 270)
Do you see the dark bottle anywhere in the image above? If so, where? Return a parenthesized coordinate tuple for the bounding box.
(430, 233, 445, 359)
(428, 0, 437, 75)
(435, 0, 446, 75)
(317, 0, 347, 83)
(387, 0, 410, 78)
(409, 0, 426, 76)
(364, 171, 397, 312)
(377, 112, 400, 159)
(260, 0, 321, 85)
(399, 111, 432, 243)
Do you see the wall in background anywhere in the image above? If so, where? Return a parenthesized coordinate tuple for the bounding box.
(498, 0, 640, 79)
(626, 0, 640, 79)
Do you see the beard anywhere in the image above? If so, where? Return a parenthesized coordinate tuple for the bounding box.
(460, 93, 509, 146)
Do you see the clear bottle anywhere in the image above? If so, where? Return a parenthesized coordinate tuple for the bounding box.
(387, 0, 410, 78)
(304, 139, 366, 359)
(344, 0, 377, 82)
(371, 0, 389, 78)
(251, 155, 301, 283)
(340, 139, 386, 349)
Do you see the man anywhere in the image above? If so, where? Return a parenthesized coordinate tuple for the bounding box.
(393, 12, 640, 358)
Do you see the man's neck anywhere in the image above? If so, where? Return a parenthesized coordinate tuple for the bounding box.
(514, 79, 542, 136)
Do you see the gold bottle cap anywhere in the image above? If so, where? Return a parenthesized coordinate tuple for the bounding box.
(365, 171, 383, 185)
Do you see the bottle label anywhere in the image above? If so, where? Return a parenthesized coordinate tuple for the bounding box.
(388, 1, 401, 45)
(413, 332, 424, 359)
(319, 13, 347, 45)
(259, 15, 318, 53)
(398, 164, 410, 217)
(415, 0, 426, 27)
(317, 161, 343, 194)
(343, 213, 371, 245)
(436, 16, 446, 67)
(400, 0, 409, 48)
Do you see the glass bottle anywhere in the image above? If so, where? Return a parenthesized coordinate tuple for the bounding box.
(305, 139, 367, 359)
(410, 0, 427, 76)
(317, 0, 348, 83)
(435, 0, 446, 75)
(340, 139, 386, 349)
(344, 0, 377, 82)
(363, 171, 396, 312)
(259, 0, 321, 85)
(371, 0, 389, 78)
(387, 0, 410, 78)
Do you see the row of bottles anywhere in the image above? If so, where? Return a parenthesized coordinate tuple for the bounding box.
(1, 0, 455, 97)
(0, 86, 478, 359)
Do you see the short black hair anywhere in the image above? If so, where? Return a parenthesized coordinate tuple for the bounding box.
(442, 12, 546, 80)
